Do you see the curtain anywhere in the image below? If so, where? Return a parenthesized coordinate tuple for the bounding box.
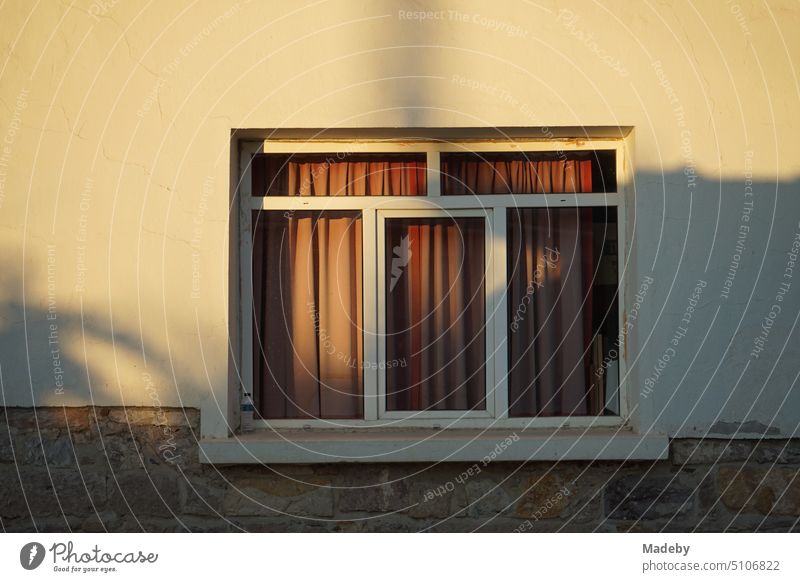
(252, 211, 363, 419)
(442, 156, 593, 195)
(497, 159, 596, 416)
(254, 155, 426, 196)
(508, 207, 595, 416)
(385, 218, 486, 411)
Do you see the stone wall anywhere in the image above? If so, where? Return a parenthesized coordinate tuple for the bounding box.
(1, 407, 798, 532)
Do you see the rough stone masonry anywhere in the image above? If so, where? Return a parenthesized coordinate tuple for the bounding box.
(1, 407, 799, 532)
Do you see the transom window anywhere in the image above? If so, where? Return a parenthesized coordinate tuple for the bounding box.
(239, 139, 625, 429)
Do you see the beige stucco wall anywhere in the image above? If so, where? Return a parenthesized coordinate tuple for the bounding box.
(1, 0, 798, 438)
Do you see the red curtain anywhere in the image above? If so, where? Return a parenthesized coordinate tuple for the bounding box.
(442, 157, 593, 195)
(253, 155, 426, 196)
(385, 218, 486, 411)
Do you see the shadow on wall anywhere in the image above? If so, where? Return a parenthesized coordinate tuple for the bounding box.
(625, 173, 800, 438)
(0, 253, 213, 411)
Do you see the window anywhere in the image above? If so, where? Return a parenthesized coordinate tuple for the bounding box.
(239, 140, 624, 429)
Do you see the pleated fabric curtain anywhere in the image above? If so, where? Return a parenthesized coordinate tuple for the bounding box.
(442, 156, 593, 195)
(508, 207, 595, 416)
(288, 160, 426, 196)
(253, 154, 427, 196)
(385, 218, 486, 411)
(252, 210, 363, 419)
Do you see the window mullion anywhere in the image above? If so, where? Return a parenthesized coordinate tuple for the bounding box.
(362, 208, 379, 421)
(491, 208, 509, 418)
(426, 148, 441, 196)
(375, 211, 388, 419)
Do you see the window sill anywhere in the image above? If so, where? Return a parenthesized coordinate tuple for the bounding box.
(199, 428, 668, 464)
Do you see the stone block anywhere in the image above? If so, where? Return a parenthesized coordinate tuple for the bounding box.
(337, 467, 410, 514)
(333, 519, 370, 532)
(0, 466, 31, 519)
(671, 439, 753, 465)
(106, 408, 195, 428)
(605, 473, 695, 520)
(181, 474, 226, 516)
(772, 468, 800, 516)
(562, 489, 604, 525)
(515, 472, 574, 520)
(753, 441, 800, 464)
(719, 466, 800, 517)
(4, 407, 93, 433)
(77, 434, 146, 470)
(464, 477, 512, 518)
(407, 481, 454, 519)
(556, 468, 612, 524)
(79, 511, 117, 532)
(224, 473, 333, 517)
(15, 431, 77, 467)
(0, 466, 106, 519)
(0, 424, 17, 463)
(109, 468, 181, 518)
(718, 466, 774, 514)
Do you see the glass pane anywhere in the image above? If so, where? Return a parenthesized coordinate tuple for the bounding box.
(507, 207, 618, 417)
(252, 153, 427, 196)
(252, 210, 363, 419)
(385, 217, 486, 411)
(441, 151, 615, 195)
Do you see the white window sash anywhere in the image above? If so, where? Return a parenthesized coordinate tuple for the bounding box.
(376, 208, 495, 420)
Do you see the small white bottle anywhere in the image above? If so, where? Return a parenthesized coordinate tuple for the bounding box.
(240, 392, 254, 433)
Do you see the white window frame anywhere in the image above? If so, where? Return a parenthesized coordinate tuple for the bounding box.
(237, 138, 629, 431)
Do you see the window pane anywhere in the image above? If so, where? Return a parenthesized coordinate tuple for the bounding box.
(252, 153, 427, 196)
(441, 151, 615, 195)
(385, 217, 486, 411)
(507, 207, 618, 417)
(252, 210, 363, 419)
